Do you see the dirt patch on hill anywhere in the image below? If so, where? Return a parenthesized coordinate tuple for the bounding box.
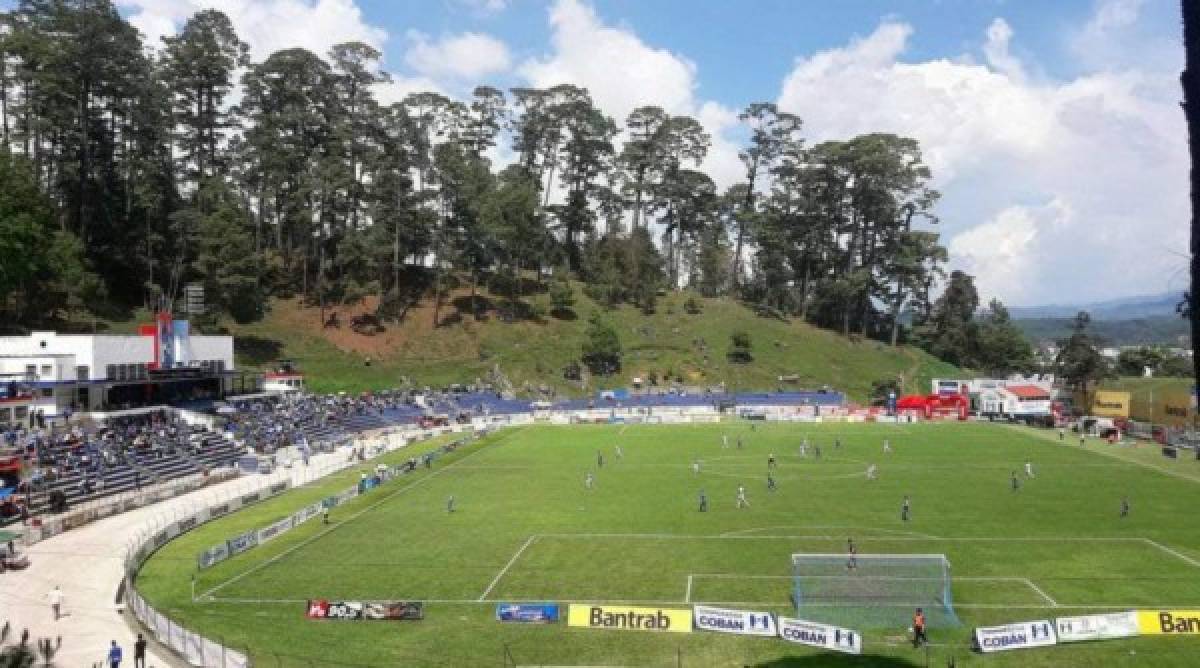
(270, 293, 497, 359)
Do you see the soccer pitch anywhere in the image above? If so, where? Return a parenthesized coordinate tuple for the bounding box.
(135, 422, 1200, 666)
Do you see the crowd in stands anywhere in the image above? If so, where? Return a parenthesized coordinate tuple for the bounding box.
(2, 410, 241, 520)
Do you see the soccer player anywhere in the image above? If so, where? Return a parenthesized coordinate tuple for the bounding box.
(699, 489, 708, 512)
(835, 437, 842, 449)
(1011, 471, 1020, 492)
(615, 444, 623, 460)
(911, 607, 927, 648)
(1079, 432, 1086, 447)
(722, 434, 729, 449)
(798, 443, 807, 458)
(1120, 496, 1130, 518)
(883, 439, 892, 454)
(585, 472, 594, 490)
(597, 451, 604, 468)
(737, 435, 744, 450)
(693, 459, 701, 475)
(446, 495, 456, 513)
(768, 453, 776, 469)
(846, 538, 858, 571)
(1058, 428, 1065, 441)
(814, 445, 822, 460)
(767, 473, 777, 492)
(866, 464, 878, 481)
(901, 495, 911, 522)
(1025, 460, 1035, 478)
(737, 484, 749, 508)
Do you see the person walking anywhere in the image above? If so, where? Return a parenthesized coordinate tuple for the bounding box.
(134, 634, 147, 668)
(107, 640, 123, 667)
(911, 608, 928, 648)
(47, 585, 64, 621)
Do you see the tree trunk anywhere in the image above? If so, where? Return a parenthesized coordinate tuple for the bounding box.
(1183, 0, 1200, 404)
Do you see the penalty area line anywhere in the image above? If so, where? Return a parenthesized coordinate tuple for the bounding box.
(1142, 538, 1200, 568)
(478, 535, 538, 601)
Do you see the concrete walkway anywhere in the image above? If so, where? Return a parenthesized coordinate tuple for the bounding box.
(0, 446, 357, 668)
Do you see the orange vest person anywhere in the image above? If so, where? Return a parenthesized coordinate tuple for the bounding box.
(912, 608, 928, 648)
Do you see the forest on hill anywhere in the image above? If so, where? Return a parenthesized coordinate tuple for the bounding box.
(0, 1, 1034, 379)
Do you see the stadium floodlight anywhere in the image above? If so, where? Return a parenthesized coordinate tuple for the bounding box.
(790, 553, 958, 628)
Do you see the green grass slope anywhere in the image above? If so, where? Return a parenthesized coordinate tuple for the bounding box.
(216, 288, 962, 401)
(136, 422, 1200, 667)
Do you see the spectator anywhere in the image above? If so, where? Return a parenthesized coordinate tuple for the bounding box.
(108, 639, 123, 667)
(134, 633, 147, 668)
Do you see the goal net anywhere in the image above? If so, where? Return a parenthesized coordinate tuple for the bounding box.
(790, 553, 959, 628)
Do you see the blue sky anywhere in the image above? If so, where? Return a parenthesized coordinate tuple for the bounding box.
(102, 2, 1198, 304)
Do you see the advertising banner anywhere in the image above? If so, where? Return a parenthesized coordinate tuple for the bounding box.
(256, 516, 294, 544)
(292, 502, 324, 527)
(240, 491, 261, 506)
(364, 601, 424, 620)
(306, 600, 423, 621)
(1137, 610, 1200, 635)
(975, 620, 1057, 652)
(567, 604, 692, 633)
(1055, 611, 1139, 643)
(496, 603, 560, 623)
(777, 616, 861, 655)
(226, 529, 258, 556)
(197, 542, 229, 569)
(693, 605, 777, 637)
(269, 481, 290, 495)
(1091, 391, 1131, 418)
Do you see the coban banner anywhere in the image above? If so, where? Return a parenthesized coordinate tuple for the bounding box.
(496, 603, 560, 623)
(1137, 610, 1200, 635)
(226, 529, 259, 556)
(566, 604, 692, 633)
(975, 620, 1057, 652)
(693, 605, 777, 637)
(777, 616, 861, 655)
(1055, 611, 1139, 643)
(306, 600, 423, 621)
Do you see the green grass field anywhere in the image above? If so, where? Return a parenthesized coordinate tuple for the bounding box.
(135, 422, 1200, 667)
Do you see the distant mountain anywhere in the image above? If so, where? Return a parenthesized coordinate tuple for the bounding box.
(1008, 291, 1184, 321)
(1015, 314, 1190, 346)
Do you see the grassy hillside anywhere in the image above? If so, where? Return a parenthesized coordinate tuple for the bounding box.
(102, 286, 964, 401)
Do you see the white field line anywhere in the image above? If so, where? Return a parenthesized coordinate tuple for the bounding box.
(1006, 424, 1200, 485)
(199, 442, 495, 600)
(537, 532, 1152, 543)
(1022, 578, 1059, 607)
(1142, 538, 1200, 568)
(720, 525, 940, 539)
(684, 575, 692, 603)
(478, 535, 538, 601)
(202, 596, 1200, 611)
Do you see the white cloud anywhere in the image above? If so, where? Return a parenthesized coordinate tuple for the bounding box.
(983, 18, 1023, 80)
(404, 30, 512, 80)
(776, 18, 1186, 305)
(949, 201, 1064, 304)
(373, 76, 447, 105)
(450, 0, 509, 15)
(119, 0, 387, 62)
(519, 0, 743, 189)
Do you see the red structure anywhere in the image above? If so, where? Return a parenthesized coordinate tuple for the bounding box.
(896, 393, 969, 420)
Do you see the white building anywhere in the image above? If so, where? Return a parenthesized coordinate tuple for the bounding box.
(931, 376, 1058, 419)
(0, 322, 235, 424)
